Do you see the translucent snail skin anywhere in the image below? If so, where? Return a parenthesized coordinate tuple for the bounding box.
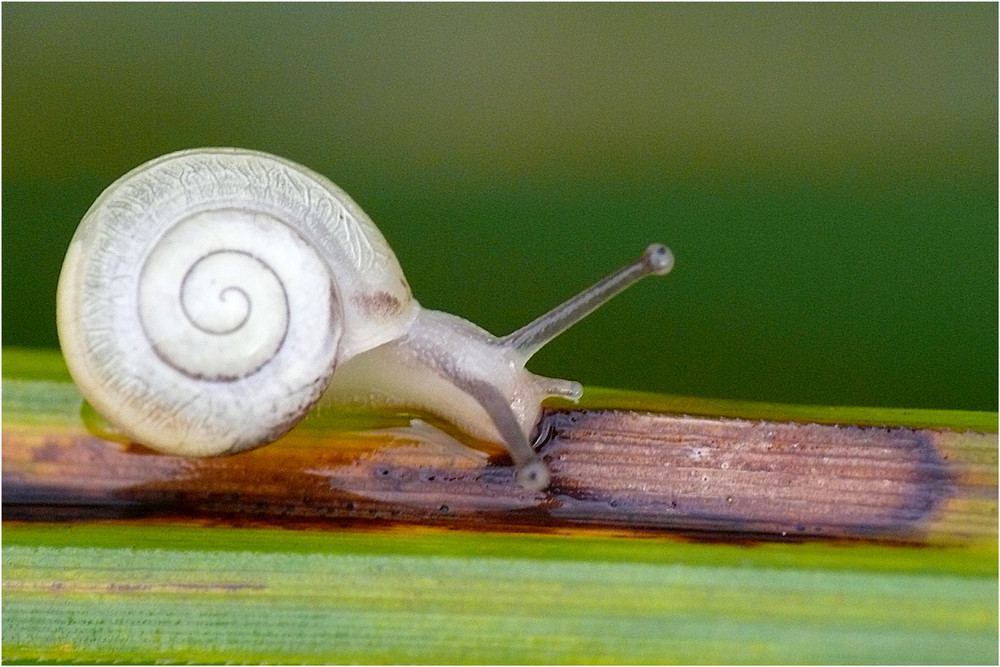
(56, 148, 673, 491)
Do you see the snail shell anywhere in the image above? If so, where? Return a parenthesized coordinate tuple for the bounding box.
(57, 148, 415, 456)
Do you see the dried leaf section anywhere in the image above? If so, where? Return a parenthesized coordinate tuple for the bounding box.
(4, 378, 995, 543)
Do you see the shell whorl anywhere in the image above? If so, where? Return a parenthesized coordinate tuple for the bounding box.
(57, 148, 415, 456)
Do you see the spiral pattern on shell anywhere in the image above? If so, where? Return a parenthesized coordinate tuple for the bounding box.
(57, 148, 414, 456)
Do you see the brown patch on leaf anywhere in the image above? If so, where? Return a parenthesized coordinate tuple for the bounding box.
(2, 409, 995, 543)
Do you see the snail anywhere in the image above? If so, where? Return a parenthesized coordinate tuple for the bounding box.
(56, 148, 673, 491)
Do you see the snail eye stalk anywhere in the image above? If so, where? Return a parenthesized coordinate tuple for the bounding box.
(502, 244, 674, 359)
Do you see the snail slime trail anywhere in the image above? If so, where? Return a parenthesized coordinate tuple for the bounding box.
(56, 148, 673, 491)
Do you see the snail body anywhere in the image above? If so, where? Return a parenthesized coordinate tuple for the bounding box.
(57, 148, 673, 490)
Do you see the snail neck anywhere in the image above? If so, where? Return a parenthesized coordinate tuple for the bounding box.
(320, 307, 578, 485)
(324, 308, 535, 436)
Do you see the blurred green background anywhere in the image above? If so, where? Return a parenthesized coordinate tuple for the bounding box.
(3, 3, 996, 411)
